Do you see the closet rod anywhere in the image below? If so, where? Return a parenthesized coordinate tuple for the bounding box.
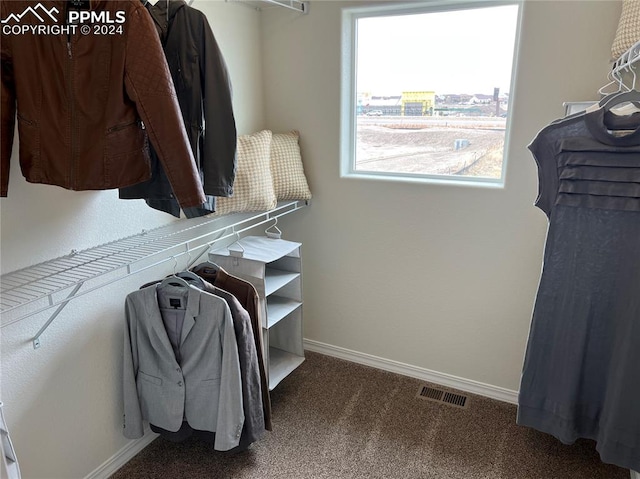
(0, 200, 308, 348)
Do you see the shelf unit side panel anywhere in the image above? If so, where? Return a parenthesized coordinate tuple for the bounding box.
(269, 308, 304, 357)
(268, 348, 305, 391)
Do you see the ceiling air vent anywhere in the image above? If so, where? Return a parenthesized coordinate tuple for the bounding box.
(416, 385, 469, 409)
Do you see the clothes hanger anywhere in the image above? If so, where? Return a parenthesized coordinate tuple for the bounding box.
(265, 217, 282, 239)
(159, 275, 190, 288)
(158, 256, 191, 288)
(141, 0, 167, 9)
(189, 240, 224, 274)
(599, 63, 640, 112)
(176, 271, 206, 288)
(598, 66, 630, 97)
(199, 261, 220, 271)
(600, 90, 640, 112)
(227, 232, 245, 258)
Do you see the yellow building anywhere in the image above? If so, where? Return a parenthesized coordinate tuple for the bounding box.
(401, 91, 435, 116)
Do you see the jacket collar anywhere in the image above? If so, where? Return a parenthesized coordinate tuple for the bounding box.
(145, 0, 186, 26)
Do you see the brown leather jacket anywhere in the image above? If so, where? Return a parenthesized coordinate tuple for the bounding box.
(0, 0, 206, 208)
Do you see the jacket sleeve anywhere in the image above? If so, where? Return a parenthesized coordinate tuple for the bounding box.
(214, 303, 245, 451)
(198, 13, 237, 198)
(1, 2, 15, 197)
(123, 6, 206, 209)
(123, 294, 144, 439)
(528, 125, 558, 219)
(245, 283, 272, 431)
(230, 298, 266, 444)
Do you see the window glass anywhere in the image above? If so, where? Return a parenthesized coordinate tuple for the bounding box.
(343, 3, 521, 185)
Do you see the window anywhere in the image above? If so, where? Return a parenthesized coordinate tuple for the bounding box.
(340, 1, 521, 186)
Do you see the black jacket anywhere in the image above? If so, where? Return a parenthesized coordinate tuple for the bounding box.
(119, 0, 237, 218)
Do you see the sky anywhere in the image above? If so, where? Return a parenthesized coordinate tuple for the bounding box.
(356, 4, 520, 96)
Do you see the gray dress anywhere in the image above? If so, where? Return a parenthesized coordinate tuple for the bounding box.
(518, 108, 640, 472)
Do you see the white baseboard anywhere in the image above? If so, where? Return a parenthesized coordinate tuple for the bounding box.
(303, 339, 519, 404)
(85, 430, 158, 479)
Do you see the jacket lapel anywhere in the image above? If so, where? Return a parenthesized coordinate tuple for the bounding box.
(179, 286, 201, 346)
(146, 286, 178, 361)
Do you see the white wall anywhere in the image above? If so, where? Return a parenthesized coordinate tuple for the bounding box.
(0, 0, 628, 477)
(261, 0, 622, 391)
(0, 1, 264, 477)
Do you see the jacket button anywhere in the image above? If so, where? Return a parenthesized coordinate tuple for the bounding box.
(178, 381, 183, 387)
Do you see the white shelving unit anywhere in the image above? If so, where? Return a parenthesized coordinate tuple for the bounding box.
(210, 236, 304, 390)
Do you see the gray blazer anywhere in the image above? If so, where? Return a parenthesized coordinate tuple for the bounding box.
(123, 284, 244, 451)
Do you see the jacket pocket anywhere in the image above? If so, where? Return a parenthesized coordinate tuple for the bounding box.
(16, 114, 40, 173)
(186, 377, 221, 431)
(138, 371, 162, 386)
(17, 113, 36, 127)
(174, 54, 198, 92)
(200, 377, 220, 388)
(137, 371, 167, 426)
(105, 120, 150, 186)
(107, 120, 138, 134)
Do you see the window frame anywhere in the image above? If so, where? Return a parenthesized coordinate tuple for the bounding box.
(340, 0, 523, 187)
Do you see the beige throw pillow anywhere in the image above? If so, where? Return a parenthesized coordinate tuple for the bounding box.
(270, 130, 312, 201)
(215, 130, 277, 215)
(611, 0, 640, 60)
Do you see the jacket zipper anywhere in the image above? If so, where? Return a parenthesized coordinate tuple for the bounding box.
(67, 32, 76, 190)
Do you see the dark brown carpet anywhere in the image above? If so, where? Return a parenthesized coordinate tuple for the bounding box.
(111, 351, 629, 479)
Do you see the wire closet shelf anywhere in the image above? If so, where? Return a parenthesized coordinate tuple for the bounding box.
(225, 0, 308, 14)
(0, 200, 308, 348)
(611, 39, 640, 85)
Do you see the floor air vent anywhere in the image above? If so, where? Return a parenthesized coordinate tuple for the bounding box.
(417, 385, 469, 409)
